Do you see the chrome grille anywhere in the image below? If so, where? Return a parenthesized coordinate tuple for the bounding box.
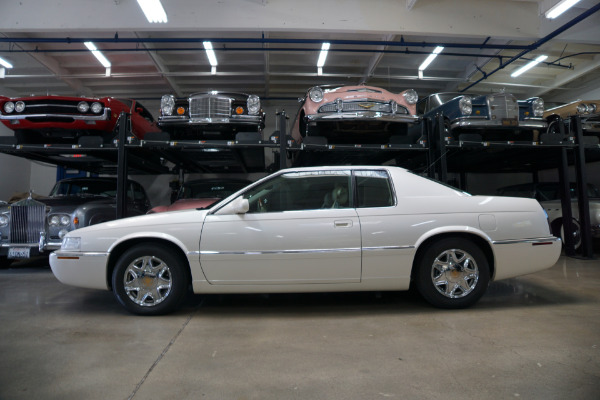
(9, 198, 46, 244)
(487, 94, 518, 120)
(189, 96, 231, 119)
(318, 100, 407, 114)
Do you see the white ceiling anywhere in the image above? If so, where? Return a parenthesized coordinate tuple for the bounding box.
(1, 0, 599, 108)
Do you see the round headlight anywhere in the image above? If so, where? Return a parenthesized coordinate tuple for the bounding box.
(532, 97, 544, 117)
(58, 229, 69, 239)
(90, 102, 103, 114)
(78, 101, 90, 113)
(15, 101, 25, 113)
(3, 101, 15, 113)
(587, 103, 597, 113)
(577, 103, 587, 114)
(247, 95, 260, 115)
(459, 96, 472, 115)
(60, 215, 70, 226)
(0, 214, 8, 227)
(403, 89, 418, 105)
(49, 215, 60, 226)
(161, 95, 175, 116)
(308, 87, 324, 103)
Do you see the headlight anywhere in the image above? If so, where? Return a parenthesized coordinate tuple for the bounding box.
(60, 215, 70, 226)
(3, 101, 15, 113)
(577, 103, 587, 114)
(78, 101, 90, 113)
(308, 87, 324, 103)
(49, 215, 60, 226)
(0, 214, 8, 227)
(403, 89, 418, 105)
(587, 103, 597, 113)
(15, 101, 26, 113)
(247, 95, 260, 115)
(90, 102, 103, 114)
(532, 98, 544, 117)
(459, 96, 472, 115)
(61, 236, 81, 251)
(161, 95, 175, 116)
(58, 230, 69, 239)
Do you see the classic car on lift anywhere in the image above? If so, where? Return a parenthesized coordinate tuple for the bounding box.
(0, 177, 151, 268)
(158, 91, 265, 140)
(290, 85, 420, 145)
(544, 100, 600, 138)
(147, 178, 252, 213)
(496, 181, 600, 249)
(50, 165, 561, 315)
(415, 92, 547, 142)
(0, 95, 160, 144)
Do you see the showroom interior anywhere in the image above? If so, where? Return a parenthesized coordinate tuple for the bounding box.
(1, 0, 600, 399)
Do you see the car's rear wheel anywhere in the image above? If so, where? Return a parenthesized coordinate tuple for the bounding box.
(415, 237, 490, 309)
(112, 244, 189, 315)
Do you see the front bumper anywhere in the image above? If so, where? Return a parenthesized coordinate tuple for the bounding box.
(50, 251, 110, 290)
(452, 116, 547, 130)
(1, 236, 63, 258)
(0, 108, 111, 122)
(159, 114, 263, 126)
(307, 112, 419, 124)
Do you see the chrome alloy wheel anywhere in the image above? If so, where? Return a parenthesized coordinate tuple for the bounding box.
(123, 256, 173, 307)
(431, 248, 479, 299)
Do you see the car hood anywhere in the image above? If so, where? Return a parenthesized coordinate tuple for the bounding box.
(36, 195, 114, 211)
(72, 207, 210, 236)
(149, 198, 221, 213)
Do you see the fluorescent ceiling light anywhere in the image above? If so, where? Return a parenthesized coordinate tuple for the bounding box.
(418, 46, 444, 71)
(203, 42, 218, 66)
(0, 57, 13, 69)
(545, 0, 582, 19)
(84, 42, 111, 68)
(511, 55, 548, 77)
(317, 43, 330, 68)
(137, 0, 168, 23)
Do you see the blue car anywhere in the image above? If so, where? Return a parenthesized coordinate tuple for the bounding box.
(416, 92, 547, 142)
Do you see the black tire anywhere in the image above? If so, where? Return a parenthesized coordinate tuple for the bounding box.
(552, 218, 582, 251)
(0, 256, 14, 269)
(415, 237, 490, 309)
(111, 244, 189, 315)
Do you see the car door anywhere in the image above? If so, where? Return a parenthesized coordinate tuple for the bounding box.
(129, 100, 160, 139)
(199, 170, 361, 285)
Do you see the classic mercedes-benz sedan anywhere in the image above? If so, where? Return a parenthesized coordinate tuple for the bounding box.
(50, 166, 561, 315)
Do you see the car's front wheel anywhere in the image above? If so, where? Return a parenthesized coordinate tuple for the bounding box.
(111, 244, 189, 315)
(415, 238, 490, 309)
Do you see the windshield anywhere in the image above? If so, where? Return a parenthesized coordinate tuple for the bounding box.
(49, 180, 117, 197)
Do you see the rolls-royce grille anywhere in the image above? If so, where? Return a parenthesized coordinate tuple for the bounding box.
(319, 101, 407, 114)
(488, 94, 518, 120)
(9, 198, 46, 244)
(189, 97, 231, 119)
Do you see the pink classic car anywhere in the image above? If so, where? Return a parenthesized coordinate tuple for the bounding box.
(290, 85, 420, 145)
(148, 178, 252, 214)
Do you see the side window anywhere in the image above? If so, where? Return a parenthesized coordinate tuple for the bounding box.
(356, 170, 393, 208)
(243, 170, 352, 213)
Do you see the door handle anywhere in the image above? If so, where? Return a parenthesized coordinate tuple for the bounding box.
(334, 220, 353, 228)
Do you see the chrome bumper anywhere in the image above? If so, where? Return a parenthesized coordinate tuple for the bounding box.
(159, 115, 263, 126)
(307, 112, 419, 124)
(452, 117, 547, 130)
(0, 108, 111, 121)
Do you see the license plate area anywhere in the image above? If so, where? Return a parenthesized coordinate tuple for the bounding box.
(502, 118, 518, 126)
(8, 247, 31, 259)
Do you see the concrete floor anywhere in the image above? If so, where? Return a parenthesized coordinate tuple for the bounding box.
(1, 254, 599, 400)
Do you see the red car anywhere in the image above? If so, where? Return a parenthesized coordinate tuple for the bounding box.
(0, 95, 160, 144)
(147, 178, 252, 214)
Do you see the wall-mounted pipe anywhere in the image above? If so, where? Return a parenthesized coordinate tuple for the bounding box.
(461, 2, 600, 92)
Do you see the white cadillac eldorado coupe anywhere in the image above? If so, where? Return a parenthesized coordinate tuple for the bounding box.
(50, 166, 561, 315)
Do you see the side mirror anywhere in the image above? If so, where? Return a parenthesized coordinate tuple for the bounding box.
(215, 196, 249, 215)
